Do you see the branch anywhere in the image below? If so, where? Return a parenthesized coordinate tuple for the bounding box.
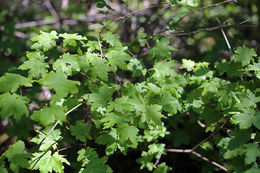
(38, 101, 85, 146)
(216, 17, 232, 51)
(175, 0, 237, 25)
(44, 0, 60, 22)
(80, 72, 97, 86)
(191, 119, 228, 151)
(156, 21, 252, 37)
(166, 149, 227, 172)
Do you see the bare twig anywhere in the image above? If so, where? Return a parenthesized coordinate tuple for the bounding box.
(156, 21, 253, 37)
(216, 17, 232, 51)
(80, 72, 97, 86)
(97, 34, 105, 58)
(175, 0, 237, 25)
(191, 120, 228, 151)
(44, 0, 59, 22)
(153, 154, 162, 168)
(166, 148, 227, 172)
(38, 101, 85, 146)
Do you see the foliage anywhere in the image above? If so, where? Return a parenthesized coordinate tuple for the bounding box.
(0, 0, 260, 172)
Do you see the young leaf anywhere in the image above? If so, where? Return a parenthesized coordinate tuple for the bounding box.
(0, 73, 32, 93)
(106, 50, 131, 71)
(148, 38, 176, 60)
(145, 105, 165, 125)
(53, 53, 80, 76)
(0, 92, 29, 120)
(59, 33, 83, 47)
(117, 123, 139, 145)
(31, 30, 58, 51)
(102, 31, 122, 47)
(30, 151, 70, 173)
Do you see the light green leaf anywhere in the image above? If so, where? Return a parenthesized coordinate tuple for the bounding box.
(30, 151, 70, 173)
(106, 50, 131, 71)
(0, 73, 32, 93)
(31, 30, 58, 51)
(244, 143, 260, 165)
(53, 53, 80, 76)
(148, 38, 176, 60)
(180, 59, 195, 71)
(88, 53, 110, 81)
(59, 33, 84, 47)
(102, 31, 122, 47)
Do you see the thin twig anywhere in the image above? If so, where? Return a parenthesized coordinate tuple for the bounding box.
(80, 72, 97, 86)
(191, 120, 228, 151)
(155, 21, 253, 37)
(216, 17, 232, 51)
(97, 34, 105, 58)
(175, 0, 237, 25)
(38, 101, 85, 146)
(166, 148, 227, 172)
(153, 154, 162, 168)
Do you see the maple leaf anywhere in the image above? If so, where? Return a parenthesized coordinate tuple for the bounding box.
(31, 128, 61, 151)
(88, 53, 110, 81)
(106, 50, 131, 71)
(127, 58, 147, 76)
(53, 53, 80, 76)
(31, 30, 58, 51)
(84, 84, 115, 111)
(18, 51, 49, 78)
(180, 59, 195, 71)
(160, 93, 181, 114)
(30, 105, 66, 127)
(0, 73, 32, 93)
(30, 151, 70, 173)
(0, 92, 29, 120)
(233, 46, 257, 66)
(151, 60, 177, 80)
(70, 120, 92, 142)
(39, 71, 79, 101)
(244, 143, 260, 165)
(153, 162, 172, 173)
(144, 105, 165, 125)
(59, 33, 84, 47)
(102, 31, 122, 47)
(101, 112, 121, 129)
(77, 148, 112, 173)
(148, 38, 176, 60)
(3, 141, 30, 169)
(117, 123, 139, 145)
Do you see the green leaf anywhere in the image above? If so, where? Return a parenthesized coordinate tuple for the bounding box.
(0, 73, 32, 93)
(102, 31, 122, 47)
(148, 38, 176, 60)
(0, 92, 29, 120)
(145, 105, 165, 125)
(88, 53, 110, 81)
(18, 51, 49, 78)
(39, 71, 79, 101)
(232, 112, 254, 129)
(59, 33, 83, 47)
(148, 143, 165, 156)
(30, 105, 66, 127)
(117, 123, 139, 145)
(3, 140, 30, 169)
(176, 0, 199, 6)
(84, 84, 115, 111)
(30, 151, 70, 173)
(244, 143, 260, 165)
(127, 58, 147, 76)
(77, 148, 112, 173)
(233, 46, 257, 66)
(31, 30, 58, 51)
(160, 93, 181, 114)
(53, 53, 80, 76)
(31, 128, 62, 151)
(151, 60, 177, 80)
(106, 50, 131, 71)
(180, 59, 195, 71)
(153, 162, 172, 173)
(70, 120, 92, 142)
(101, 112, 121, 129)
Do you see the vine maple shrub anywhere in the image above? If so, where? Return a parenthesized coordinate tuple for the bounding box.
(0, 29, 260, 173)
